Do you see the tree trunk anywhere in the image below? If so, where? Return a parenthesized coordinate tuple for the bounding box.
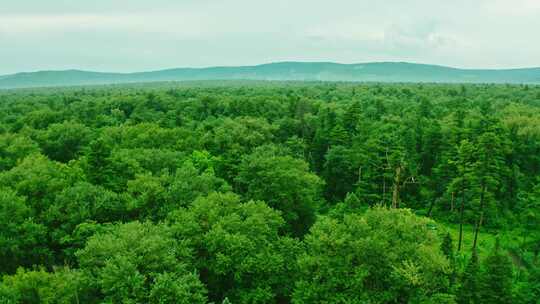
(450, 191, 455, 212)
(472, 183, 486, 251)
(392, 166, 402, 208)
(382, 175, 386, 205)
(458, 182, 466, 252)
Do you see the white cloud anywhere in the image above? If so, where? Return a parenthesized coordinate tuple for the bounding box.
(485, 0, 540, 16)
(0, 0, 539, 74)
(0, 13, 214, 38)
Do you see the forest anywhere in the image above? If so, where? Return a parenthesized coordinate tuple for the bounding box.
(0, 81, 539, 303)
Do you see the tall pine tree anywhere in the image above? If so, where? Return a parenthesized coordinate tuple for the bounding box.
(458, 250, 480, 304)
(480, 239, 513, 304)
(441, 232, 456, 287)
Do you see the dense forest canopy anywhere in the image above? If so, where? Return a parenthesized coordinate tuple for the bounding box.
(0, 81, 539, 303)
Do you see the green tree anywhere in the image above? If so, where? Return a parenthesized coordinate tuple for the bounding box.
(0, 189, 48, 273)
(447, 140, 476, 251)
(0, 267, 90, 304)
(168, 192, 302, 304)
(0, 133, 40, 171)
(84, 137, 113, 185)
(167, 160, 231, 210)
(440, 232, 457, 288)
(457, 250, 480, 304)
(293, 207, 451, 303)
(76, 221, 207, 304)
(38, 121, 93, 163)
(441, 233, 454, 260)
(235, 148, 323, 236)
(480, 240, 513, 304)
(0, 154, 77, 216)
(471, 132, 506, 250)
(322, 145, 357, 202)
(202, 117, 275, 180)
(45, 182, 127, 260)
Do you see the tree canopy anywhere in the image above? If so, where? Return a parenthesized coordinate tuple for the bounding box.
(1, 82, 539, 303)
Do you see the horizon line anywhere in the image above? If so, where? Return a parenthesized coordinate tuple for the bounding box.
(3, 60, 540, 77)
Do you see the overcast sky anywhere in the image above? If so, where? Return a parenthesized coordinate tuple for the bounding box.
(1, 0, 539, 74)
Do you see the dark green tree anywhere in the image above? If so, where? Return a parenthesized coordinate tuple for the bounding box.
(38, 121, 93, 163)
(293, 207, 451, 303)
(480, 239, 513, 304)
(441, 233, 454, 260)
(168, 192, 302, 304)
(84, 137, 113, 185)
(235, 148, 323, 236)
(76, 221, 207, 304)
(457, 250, 480, 304)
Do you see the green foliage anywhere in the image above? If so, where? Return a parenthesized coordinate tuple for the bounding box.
(76, 221, 207, 303)
(235, 147, 323, 236)
(441, 233, 454, 260)
(221, 297, 232, 304)
(37, 121, 93, 163)
(293, 207, 451, 303)
(480, 240, 513, 303)
(0, 154, 78, 213)
(0, 133, 40, 171)
(458, 250, 480, 304)
(83, 137, 112, 185)
(0, 267, 90, 304)
(323, 145, 357, 201)
(0, 188, 48, 273)
(167, 159, 231, 209)
(168, 192, 302, 303)
(1, 82, 539, 302)
(46, 182, 127, 259)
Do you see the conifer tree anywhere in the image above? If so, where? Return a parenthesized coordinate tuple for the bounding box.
(441, 232, 456, 288)
(85, 137, 112, 185)
(458, 250, 480, 304)
(344, 192, 361, 209)
(441, 232, 454, 260)
(480, 239, 513, 304)
(222, 297, 232, 304)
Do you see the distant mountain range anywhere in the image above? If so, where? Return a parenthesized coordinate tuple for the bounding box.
(1, 62, 540, 89)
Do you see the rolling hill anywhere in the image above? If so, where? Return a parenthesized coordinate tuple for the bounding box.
(1, 62, 540, 89)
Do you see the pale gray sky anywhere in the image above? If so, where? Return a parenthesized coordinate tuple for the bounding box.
(1, 0, 539, 74)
